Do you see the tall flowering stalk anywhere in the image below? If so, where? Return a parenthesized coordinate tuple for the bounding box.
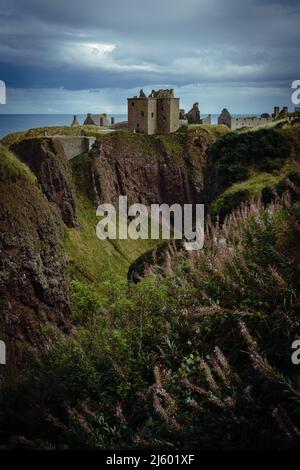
(238, 320, 300, 401)
(152, 364, 180, 431)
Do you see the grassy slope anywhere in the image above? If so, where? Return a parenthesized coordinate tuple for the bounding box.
(64, 152, 159, 290)
(63, 191, 158, 287)
(63, 125, 229, 289)
(210, 124, 300, 219)
(0, 125, 114, 147)
(0, 143, 36, 183)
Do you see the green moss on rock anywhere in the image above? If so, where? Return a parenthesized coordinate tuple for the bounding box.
(0, 144, 36, 184)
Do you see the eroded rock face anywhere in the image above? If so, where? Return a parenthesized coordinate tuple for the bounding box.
(0, 158, 71, 371)
(11, 138, 79, 228)
(74, 130, 221, 209)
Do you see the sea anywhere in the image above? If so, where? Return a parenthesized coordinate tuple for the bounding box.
(0, 113, 258, 140)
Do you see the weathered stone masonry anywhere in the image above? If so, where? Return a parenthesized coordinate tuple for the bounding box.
(128, 88, 180, 135)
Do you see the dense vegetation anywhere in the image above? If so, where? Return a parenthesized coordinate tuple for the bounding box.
(0, 124, 300, 450)
(211, 127, 291, 187)
(1, 194, 300, 449)
(209, 125, 300, 219)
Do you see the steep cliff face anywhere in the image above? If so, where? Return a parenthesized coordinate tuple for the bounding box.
(73, 127, 229, 208)
(0, 145, 71, 372)
(0, 126, 229, 371)
(11, 138, 79, 228)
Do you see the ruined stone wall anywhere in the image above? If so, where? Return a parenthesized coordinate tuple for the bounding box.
(201, 114, 212, 125)
(128, 98, 149, 134)
(55, 136, 96, 160)
(218, 108, 274, 130)
(157, 98, 180, 134)
(231, 116, 273, 130)
(147, 98, 157, 135)
(169, 98, 180, 133)
(218, 109, 232, 127)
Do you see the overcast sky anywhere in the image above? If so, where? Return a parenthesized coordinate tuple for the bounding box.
(0, 0, 299, 114)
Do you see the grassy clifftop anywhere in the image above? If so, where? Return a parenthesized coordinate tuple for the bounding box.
(1, 124, 112, 147)
(209, 124, 300, 219)
(0, 143, 36, 183)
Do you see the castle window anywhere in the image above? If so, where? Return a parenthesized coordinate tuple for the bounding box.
(141, 111, 144, 117)
(137, 123, 139, 127)
(151, 112, 154, 118)
(163, 116, 166, 121)
(132, 102, 134, 106)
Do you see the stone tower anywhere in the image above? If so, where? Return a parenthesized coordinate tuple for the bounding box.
(127, 89, 180, 135)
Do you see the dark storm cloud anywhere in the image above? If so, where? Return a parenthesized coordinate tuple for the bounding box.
(0, 0, 299, 103)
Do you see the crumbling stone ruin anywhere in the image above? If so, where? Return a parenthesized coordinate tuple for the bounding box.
(71, 115, 79, 127)
(180, 103, 211, 125)
(83, 113, 95, 125)
(276, 106, 300, 122)
(186, 102, 201, 124)
(218, 108, 234, 128)
(217, 106, 299, 130)
(179, 109, 186, 120)
(127, 88, 180, 135)
(83, 113, 111, 126)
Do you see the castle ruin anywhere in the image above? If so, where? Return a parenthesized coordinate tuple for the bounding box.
(218, 106, 299, 130)
(83, 113, 110, 126)
(127, 89, 180, 135)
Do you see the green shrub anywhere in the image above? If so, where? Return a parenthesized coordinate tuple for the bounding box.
(210, 128, 291, 191)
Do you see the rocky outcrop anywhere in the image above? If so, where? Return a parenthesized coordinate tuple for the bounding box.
(0, 145, 71, 372)
(11, 138, 79, 228)
(72, 128, 227, 209)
